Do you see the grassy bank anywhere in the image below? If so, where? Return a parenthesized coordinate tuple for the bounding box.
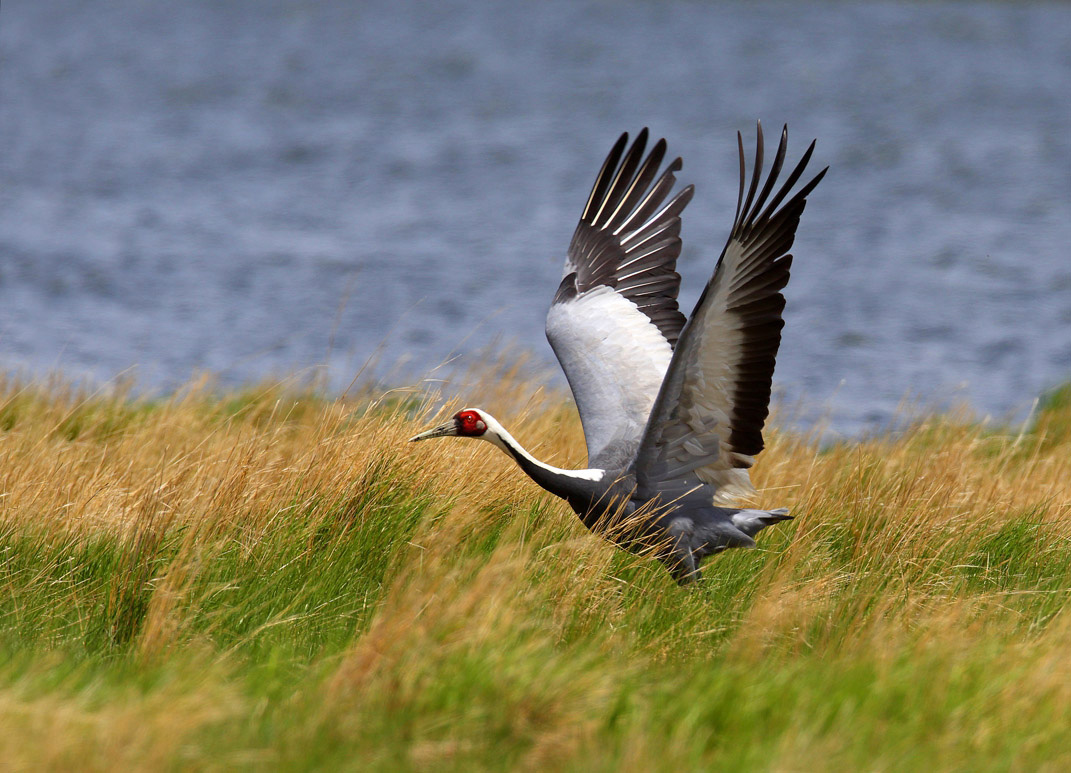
(1, 364, 1070, 771)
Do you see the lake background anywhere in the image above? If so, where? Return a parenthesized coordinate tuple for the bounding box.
(2, 0, 1070, 435)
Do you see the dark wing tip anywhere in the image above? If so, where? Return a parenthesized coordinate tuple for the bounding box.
(581, 132, 630, 223)
(704, 125, 825, 458)
(565, 131, 695, 347)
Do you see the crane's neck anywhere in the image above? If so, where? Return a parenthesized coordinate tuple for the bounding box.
(479, 416, 604, 501)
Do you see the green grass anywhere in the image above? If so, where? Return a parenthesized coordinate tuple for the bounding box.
(1, 370, 1070, 770)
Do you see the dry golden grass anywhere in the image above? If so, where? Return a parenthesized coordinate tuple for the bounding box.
(1, 361, 1071, 770)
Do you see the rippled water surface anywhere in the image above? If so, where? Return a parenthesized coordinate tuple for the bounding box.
(2, 0, 1070, 433)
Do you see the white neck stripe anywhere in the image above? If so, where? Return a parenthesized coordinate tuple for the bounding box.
(479, 414, 604, 482)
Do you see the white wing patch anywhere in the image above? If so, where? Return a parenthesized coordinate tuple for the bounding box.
(546, 286, 672, 466)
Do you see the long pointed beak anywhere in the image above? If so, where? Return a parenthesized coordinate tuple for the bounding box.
(408, 421, 458, 442)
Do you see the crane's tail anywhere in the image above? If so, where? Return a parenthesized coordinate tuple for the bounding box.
(730, 508, 793, 538)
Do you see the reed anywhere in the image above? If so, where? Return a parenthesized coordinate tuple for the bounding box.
(1, 361, 1069, 771)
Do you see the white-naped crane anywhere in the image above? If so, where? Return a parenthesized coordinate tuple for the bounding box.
(411, 124, 826, 583)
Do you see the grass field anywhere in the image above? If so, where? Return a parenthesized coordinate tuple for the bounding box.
(2, 360, 1070, 771)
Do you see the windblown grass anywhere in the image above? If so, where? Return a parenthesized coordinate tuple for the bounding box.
(1, 361, 1070, 771)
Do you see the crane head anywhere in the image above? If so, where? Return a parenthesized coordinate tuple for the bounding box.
(409, 409, 488, 442)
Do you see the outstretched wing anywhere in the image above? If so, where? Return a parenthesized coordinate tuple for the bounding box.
(634, 123, 826, 499)
(546, 129, 694, 469)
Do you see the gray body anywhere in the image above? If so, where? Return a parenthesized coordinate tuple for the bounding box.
(501, 441, 789, 583)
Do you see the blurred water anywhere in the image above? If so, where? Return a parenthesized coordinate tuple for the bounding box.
(2, 0, 1070, 434)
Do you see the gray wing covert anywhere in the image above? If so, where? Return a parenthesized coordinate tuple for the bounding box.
(635, 123, 827, 499)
